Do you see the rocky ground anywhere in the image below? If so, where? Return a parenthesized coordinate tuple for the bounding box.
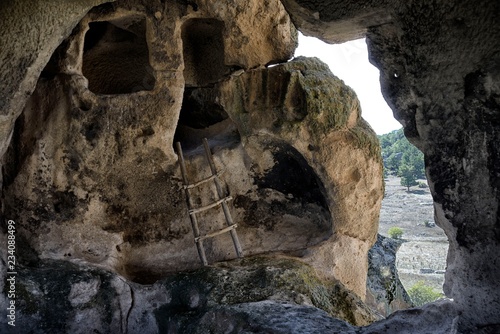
(378, 175, 448, 293)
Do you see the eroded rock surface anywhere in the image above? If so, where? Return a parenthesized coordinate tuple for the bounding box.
(3, 257, 461, 334)
(5, 0, 499, 332)
(281, 0, 392, 43)
(5, 257, 378, 333)
(368, 2, 500, 331)
(0, 0, 110, 159)
(1, 0, 382, 313)
(366, 234, 412, 316)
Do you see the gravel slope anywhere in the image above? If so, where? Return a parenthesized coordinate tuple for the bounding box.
(379, 176, 448, 293)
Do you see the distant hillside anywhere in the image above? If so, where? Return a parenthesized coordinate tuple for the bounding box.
(379, 129, 425, 179)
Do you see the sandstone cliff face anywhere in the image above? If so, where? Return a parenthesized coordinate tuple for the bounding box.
(1, 0, 382, 321)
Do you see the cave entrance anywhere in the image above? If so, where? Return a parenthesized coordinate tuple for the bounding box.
(82, 15, 155, 94)
(173, 87, 241, 152)
(174, 18, 239, 152)
(295, 34, 448, 312)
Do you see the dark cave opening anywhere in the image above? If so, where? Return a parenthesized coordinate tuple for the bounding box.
(177, 88, 228, 129)
(233, 140, 333, 245)
(173, 87, 241, 152)
(182, 18, 229, 87)
(82, 16, 155, 94)
(174, 18, 239, 152)
(40, 39, 70, 80)
(257, 142, 329, 210)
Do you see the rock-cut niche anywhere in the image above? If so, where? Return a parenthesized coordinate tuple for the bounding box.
(174, 18, 239, 152)
(82, 15, 155, 94)
(182, 18, 229, 87)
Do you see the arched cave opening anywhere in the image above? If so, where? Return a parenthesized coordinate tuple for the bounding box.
(82, 16, 155, 95)
(233, 139, 332, 247)
(295, 34, 449, 311)
(174, 18, 239, 152)
(256, 142, 329, 210)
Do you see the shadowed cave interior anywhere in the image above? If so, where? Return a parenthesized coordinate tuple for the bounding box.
(4, 0, 500, 332)
(174, 18, 241, 152)
(82, 16, 156, 94)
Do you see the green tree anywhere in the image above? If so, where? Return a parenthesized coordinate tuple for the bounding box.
(407, 281, 443, 306)
(386, 153, 402, 174)
(401, 144, 425, 179)
(379, 128, 425, 178)
(388, 226, 403, 239)
(399, 164, 418, 191)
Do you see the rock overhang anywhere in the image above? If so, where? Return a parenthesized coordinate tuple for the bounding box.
(0, 0, 383, 303)
(5, 0, 498, 332)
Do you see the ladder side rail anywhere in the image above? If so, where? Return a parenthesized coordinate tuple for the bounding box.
(175, 142, 209, 266)
(202, 138, 244, 258)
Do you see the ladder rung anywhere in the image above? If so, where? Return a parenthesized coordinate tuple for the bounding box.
(183, 170, 224, 189)
(195, 224, 238, 242)
(189, 196, 233, 215)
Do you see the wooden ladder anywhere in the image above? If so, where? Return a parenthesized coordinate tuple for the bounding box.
(175, 138, 244, 266)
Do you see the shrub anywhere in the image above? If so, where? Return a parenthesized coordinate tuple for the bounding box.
(388, 227, 403, 239)
(424, 220, 435, 228)
(407, 281, 443, 306)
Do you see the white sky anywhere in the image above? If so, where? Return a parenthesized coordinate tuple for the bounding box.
(294, 33, 401, 135)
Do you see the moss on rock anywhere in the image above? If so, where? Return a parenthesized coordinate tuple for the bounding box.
(348, 119, 383, 162)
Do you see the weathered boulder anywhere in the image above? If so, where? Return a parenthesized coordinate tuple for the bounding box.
(2, 257, 461, 334)
(217, 57, 383, 297)
(5, 257, 378, 333)
(366, 234, 412, 316)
